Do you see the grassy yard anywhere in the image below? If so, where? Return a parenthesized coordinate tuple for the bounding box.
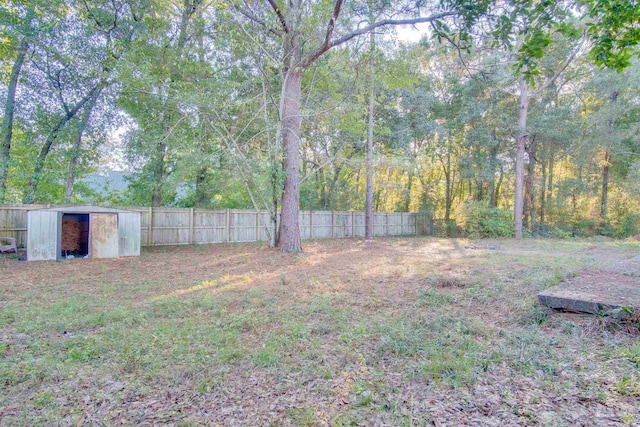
(1, 237, 639, 426)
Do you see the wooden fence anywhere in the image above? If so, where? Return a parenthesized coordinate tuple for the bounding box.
(0, 205, 433, 249)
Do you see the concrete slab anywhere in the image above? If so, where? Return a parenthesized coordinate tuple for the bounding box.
(538, 261, 640, 315)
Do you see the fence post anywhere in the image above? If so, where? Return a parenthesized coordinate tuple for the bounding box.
(148, 207, 153, 246)
(331, 211, 335, 238)
(189, 208, 194, 245)
(386, 212, 389, 236)
(309, 210, 313, 239)
(255, 211, 260, 242)
(351, 211, 355, 238)
(401, 213, 404, 235)
(226, 209, 230, 243)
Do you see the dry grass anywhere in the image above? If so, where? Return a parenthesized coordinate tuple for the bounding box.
(1, 237, 639, 426)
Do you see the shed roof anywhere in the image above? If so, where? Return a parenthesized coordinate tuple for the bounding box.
(31, 205, 135, 214)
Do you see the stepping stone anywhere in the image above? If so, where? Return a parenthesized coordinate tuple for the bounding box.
(538, 267, 640, 315)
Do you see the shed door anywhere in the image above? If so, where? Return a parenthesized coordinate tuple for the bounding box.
(27, 211, 61, 261)
(90, 213, 119, 258)
(118, 212, 140, 256)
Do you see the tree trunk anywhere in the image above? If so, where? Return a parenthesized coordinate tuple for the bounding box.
(442, 140, 454, 228)
(495, 163, 504, 208)
(64, 87, 102, 203)
(514, 80, 529, 239)
(151, 137, 166, 207)
(0, 39, 29, 203)
(444, 168, 452, 224)
(525, 137, 537, 233)
(151, 0, 198, 208)
(260, 70, 279, 247)
(547, 146, 554, 214)
(318, 165, 328, 209)
(195, 166, 208, 207)
(600, 148, 611, 226)
(403, 172, 413, 212)
(23, 83, 103, 204)
(365, 23, 375, 241)
(325, 162, 346, 210)
(278, 68, 303, 252)
(488, 139, 498, 208)
(539, 150, 546, 225)
(600, 91, 617, 226)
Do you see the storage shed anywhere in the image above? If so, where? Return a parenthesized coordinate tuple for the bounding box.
(27, 206, 140, 261)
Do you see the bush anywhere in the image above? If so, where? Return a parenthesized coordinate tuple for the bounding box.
(614, 213, 640, 239)
(457, 202, 513, 238)
(569, 218, 599, 237)
(538, 224, 572, 239)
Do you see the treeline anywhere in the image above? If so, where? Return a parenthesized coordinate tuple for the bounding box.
(1, 1, 638, 248)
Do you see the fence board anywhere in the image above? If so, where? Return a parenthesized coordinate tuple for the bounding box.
(0, 204, 432, 249)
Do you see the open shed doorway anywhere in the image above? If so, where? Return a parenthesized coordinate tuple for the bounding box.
(61, 213, 89, 259)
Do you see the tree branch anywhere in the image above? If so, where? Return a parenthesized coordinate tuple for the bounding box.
(429, 21, 473, 78)
(320, 0, 344, 57)
(266, 0, 289, 33)
(236, 4, 282, 37)
(304, 11, 455, 67)
(531, 35, 586, 99)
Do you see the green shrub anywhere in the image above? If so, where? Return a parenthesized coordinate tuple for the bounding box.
(614, 213, 640, 238)
(457, 202, 513, 238)
(538, 224, 572, 239)
(570, 218, 598, 237)
(598, 224, 615, 237)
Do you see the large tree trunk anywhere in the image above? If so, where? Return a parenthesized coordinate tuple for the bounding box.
(0, 39, 29, 203)
(278, 68, 303, 252)
(514, 80, 529, 239)
(365, 24, 375, 241)
(64, 87, 102, 203)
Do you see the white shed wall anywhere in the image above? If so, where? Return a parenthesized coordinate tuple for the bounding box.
(27, 211, 60, 261)
(118, 212, 141, 256)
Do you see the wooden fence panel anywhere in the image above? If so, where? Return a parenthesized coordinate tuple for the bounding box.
(258, 212, 273, 242)
(387, 213, 401, 236)
(0, 205, 47, 249)
(373, 213, 387, 236)
(193, 209, 226, 244)
(0, 204, 432, 249)
(228, 210, 256, 243)
(334, 212, 352, 238)
(300, 211, 311, 240)
(353, 212, 365, 237)
(401, 213, 415, 235)
(312, 211, 332, 239)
